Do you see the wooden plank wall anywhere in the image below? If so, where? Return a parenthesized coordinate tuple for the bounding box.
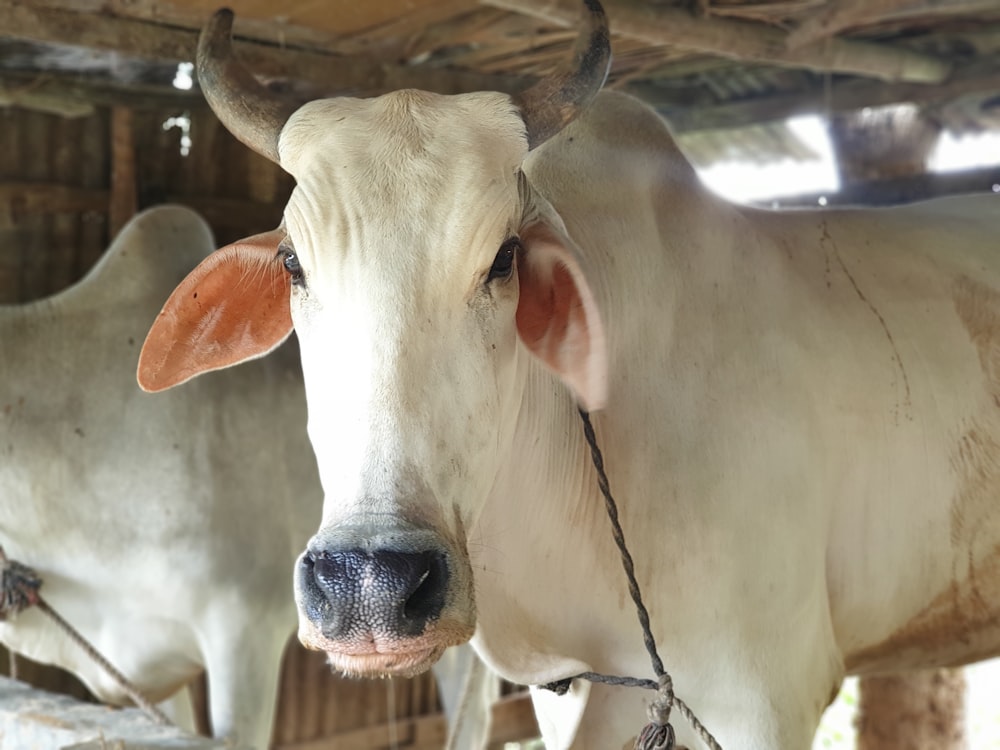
(0, 107, 110, 303)
(0, 101, 542, 748)
(0, 104, 290, 303)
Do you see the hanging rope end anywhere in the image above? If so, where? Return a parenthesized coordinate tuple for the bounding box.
(635, 720, 675, 750)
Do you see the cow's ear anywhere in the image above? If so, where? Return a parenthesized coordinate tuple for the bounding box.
(516, 221, 607, 411)
(138, 229, 292, 392)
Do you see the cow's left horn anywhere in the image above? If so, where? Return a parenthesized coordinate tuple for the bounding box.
(514, 0, 612, 151)
(197, 8, 299, 164)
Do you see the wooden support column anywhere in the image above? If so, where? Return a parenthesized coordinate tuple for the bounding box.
(827, 104, 942, 187)
(857, 670, 966, 750)
(109, 106, 137, 239)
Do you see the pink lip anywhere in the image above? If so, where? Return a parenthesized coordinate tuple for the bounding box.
(297, 619, 474, 677)
(320, 646, 443, 678)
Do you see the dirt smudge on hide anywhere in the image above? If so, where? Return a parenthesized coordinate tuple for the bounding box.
(846, 279, 1000, 673)
(845, 542, 1000, 674)
(819, 220, 911, 422)
(954, 276, 1000, 409)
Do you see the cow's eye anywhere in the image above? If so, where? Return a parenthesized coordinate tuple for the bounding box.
(280, 244, 304, 286)
(488, 238, 519, 282)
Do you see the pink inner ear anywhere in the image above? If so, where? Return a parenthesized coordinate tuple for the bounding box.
(138, 230, 292, 392)
(515, 225, 607, 410)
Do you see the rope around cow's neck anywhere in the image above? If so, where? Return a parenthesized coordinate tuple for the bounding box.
(536, 410, 722, 750)
(0, 547, 172, 726)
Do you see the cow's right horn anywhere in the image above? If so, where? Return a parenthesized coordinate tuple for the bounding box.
(197, 9, 299, 164)
(514, 0, 612, 151)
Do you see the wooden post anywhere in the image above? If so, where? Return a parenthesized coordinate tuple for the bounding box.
(857, 670, 966, 750)
(109, 106, 137, 239)
(825, 104, 944, 204)
(828, 105, 942, 186)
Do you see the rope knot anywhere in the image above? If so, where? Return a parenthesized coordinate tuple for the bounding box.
(635, 672, 675, 749)
(0, 546, 42, 620)
(648, 672, 674, 725)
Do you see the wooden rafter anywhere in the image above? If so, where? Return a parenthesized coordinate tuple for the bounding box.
(786, 0, 1000, 49)
(0, 71, 202, 115)
(5, 57, 998, 135)
(480, 0, 952, 83)
(0, 3, 529, 97)
(650, 62, 1000, 132)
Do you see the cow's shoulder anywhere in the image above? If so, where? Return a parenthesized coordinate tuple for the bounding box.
(525, 90, 703, 212)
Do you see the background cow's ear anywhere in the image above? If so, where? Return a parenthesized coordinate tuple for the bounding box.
(516, 220, 607, 411)
(137, 230, 292, 392)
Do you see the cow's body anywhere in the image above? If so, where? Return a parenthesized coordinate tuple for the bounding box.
(488, 94, 1000, 746)
(457, 92, 1000, 747)
(0, 206, 320, 747)
(140, 6, 1000, 746)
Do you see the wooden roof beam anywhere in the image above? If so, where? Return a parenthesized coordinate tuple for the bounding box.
(0, 71, 201, 116)
(481, 0, 952, 83)
(647, 63, 1000, 132)
(787, 0, 1000, 50)
(0, 4, 530, 98)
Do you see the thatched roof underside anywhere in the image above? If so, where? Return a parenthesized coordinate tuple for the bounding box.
(1, 0, 999, 166)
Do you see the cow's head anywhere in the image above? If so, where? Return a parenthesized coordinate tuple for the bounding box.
(138, 1, 610, 678)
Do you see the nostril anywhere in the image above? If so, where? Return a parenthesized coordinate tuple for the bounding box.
(300, 550, 315, 572)
(402, 551, 448, 623)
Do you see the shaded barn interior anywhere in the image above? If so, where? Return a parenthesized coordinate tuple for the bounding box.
(2, 0, 999, 747)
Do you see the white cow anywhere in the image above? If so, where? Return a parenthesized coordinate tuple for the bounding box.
(0, 205, 497, 749)
(138, 1, 1000, 747)
(0, 205, 319, 748)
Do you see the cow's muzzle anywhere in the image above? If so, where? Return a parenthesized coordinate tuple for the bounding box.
(294, 527, 474, 677)
(302, 547, 449, 636)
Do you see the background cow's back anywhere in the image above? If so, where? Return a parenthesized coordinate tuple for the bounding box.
(0, 205, 320, 747)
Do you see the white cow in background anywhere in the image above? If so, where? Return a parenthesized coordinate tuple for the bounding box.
(138, 1, 1000, 748)
(0, 206, 317, 748)
(0, 206, 496, 749)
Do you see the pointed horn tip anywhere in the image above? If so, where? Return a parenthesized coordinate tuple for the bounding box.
(515, 0, 611, 150)
(584, 0, 607, 20)
(209, 7, 235, 28)
(200, 8, 235, 50)
(193, 4, 290, 164)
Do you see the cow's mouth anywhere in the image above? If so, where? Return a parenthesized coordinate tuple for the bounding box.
(298, 619, 473, 678)
(325, 646, 443, 678)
